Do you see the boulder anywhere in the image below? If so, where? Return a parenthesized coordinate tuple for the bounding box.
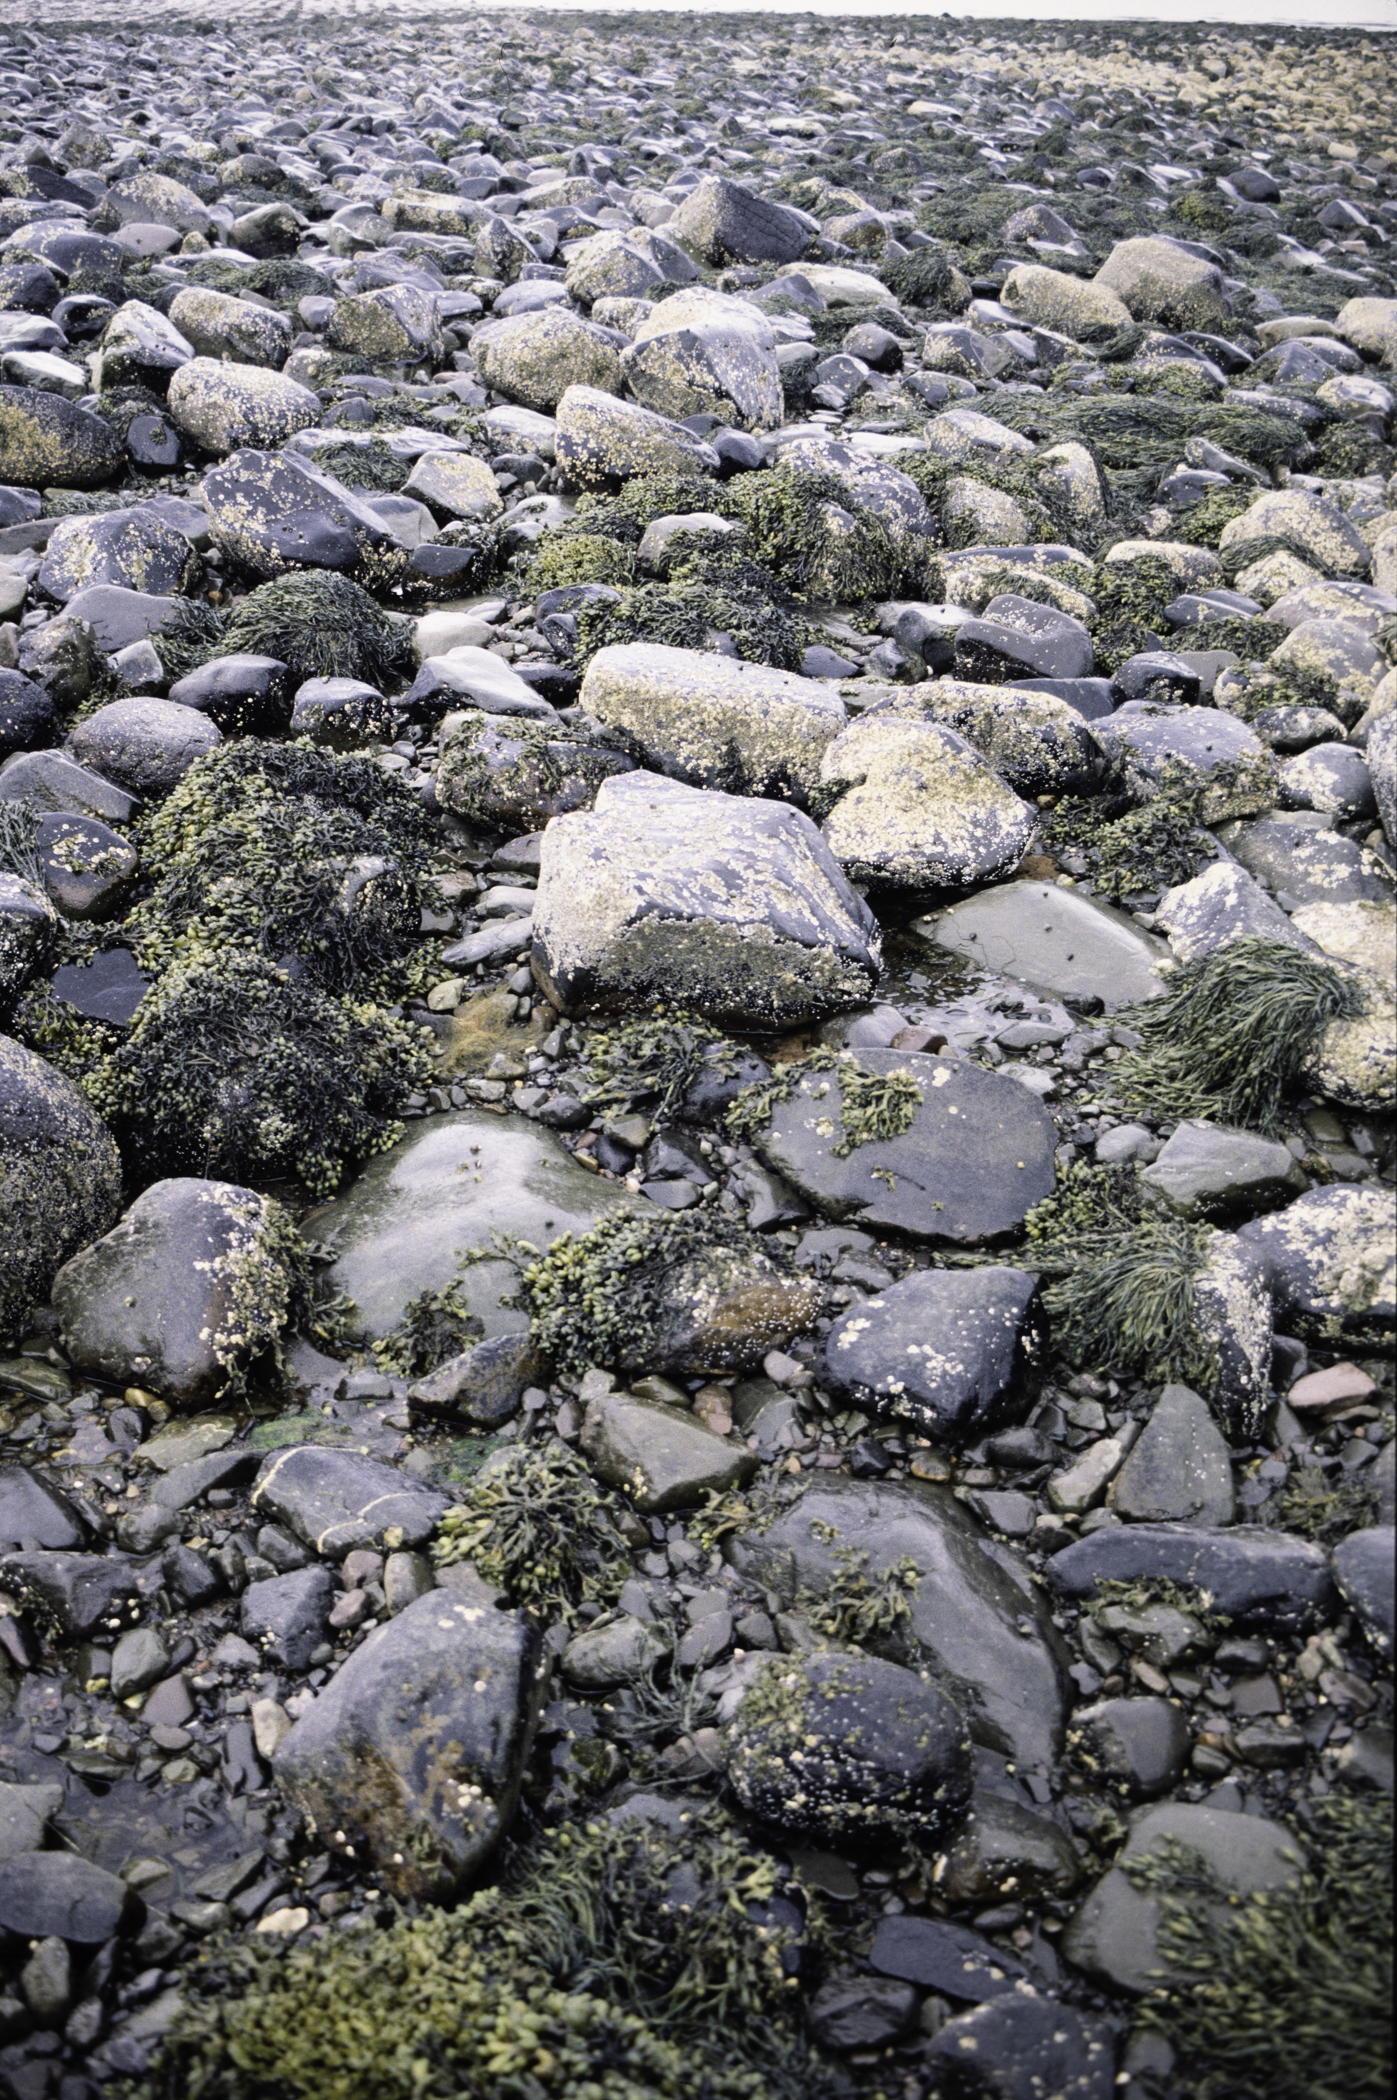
(91, 299, 193, 392)
(1095, 703, 1276, 822)
(554, 384, 721, 486)
(241, 1566, 335, 1671)
(0, 1550, 139, 1641)
(1000, 261, 1131, 337)
(1237, 1184, 1395, 1347)
(0, 1468, 88, 1553)
(400, 451, 502, 524)
(621, 288, 783, 432)
(201, 448, 410, 583)
(1073, 1696, 1190, 1798)
(1336, 294, 1397, 370)
(0, 1854, 144, 1945)
(167, 653, 293, 736)
(1219, 489, 1372, 581)
(37, 507, 197, 605)
(0, 1037, 121, 1345)
(1280, 742, 1376, 823)
(67, 696, 220, 798)
(1140, 1121, 1306, 1217)
(1156, 861, 1312, 963)
(822, 1267, 1041, 1436)
(436, 710, 634, 829)
(1218, 810, 1390, 907)
(473, 307, 625, 414)
(167, 286, 292, 369)
(167, 359, 320, 456)
(667, 176, 810, 268)
(1332, 1527, 1393, 1656)
(1094, 235, 1230, 330)
(0, 670, 54, 757)
(920, 880, 1169, 1009)
(818, 715, 1034, 889)
(326, 284, 445, 366)
(0, 385, 124, 489)
(251, 1445, 449, 1558)
(34, 812, 138, 921)
(0, 871, 57, 1006)
(1046, 1523, 1335, 1630)
(955, 594, 1094, 683)
(891, 682, 1105, 799)
(926, 1995, 1117, 2100)
(777, 436, 934, 543)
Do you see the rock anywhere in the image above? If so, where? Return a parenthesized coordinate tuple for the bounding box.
(0, 1468, 87, 1551)
(0, 1036, 121, 1345)
(53, 1178, 302, 1409)
(1280, 742, 1376, 823)
(167, 286, 291, 369)
(922, 405, 1034, 467)
(1336, 294, 1397, 370)
(941, 1793, 1083, 1904)
(554, 384, 720, 487)
(579, 641, 844, 804)
(1219, 810, 1389, 907)
(1373, 711, 1397, 846)
(581, 1393, 758, 1513)
(273, 1582, 542, 1899)
(897, 683, 1104, 799)
(621, 289, 782, 431)
(1220, 489, 1372, 582)
(1237, 1185, 1394, 1347)
(34, 811, 138, 921)
(241, 1567, 335, 1670)
(822, 1269, 1040, 1436)
(67, 696, 220, 798)
(1332, 1527, 1394, 1657)
(778, 436, 934, 543)
(326, 284, 444, 367)
(436, 711, 631, 830)
(95, 170, 210, 239)
(1095, 704, 1276, 822)
(304, 1108, 638, 1345)
(48, 945, 150, 1027)
(1062, 1802, 1302, 1994)
(201, 449, 409, 583)
(473, 308, 624, 414)
(561, 1613, 672, 1690)
(291, 675, 393, 748)
(806, 1977, 919, 2053)
(0, 870, 57, 1004)
(1000, 260, 1131, 336)
(1140, 1121, 1306, 1217)
(410, 650, 556, 721)
(727, 1651, 972, 1845)
(91, 300, 193, 393)
(818, 715, 1034, 889)
(167, 654, 293, 737)
(251, 1446, 449, 1559)
(166, 359, 320, 455)
(0, 1550, 138, 1641)
(407, 1332, 545, 1428)
(530, 770, 881, 1028)
(1156, 861, 1312, 963)
(1109, 1384, 1236, 1527)
(956, 595, 1093, 682)
(110, 1626, 171, 1699)
(0, 1854, 144, 1944)
(867, 1914, 1027, 2000)
(36, 508, 196, 605)
(401, 452, 502, 525)
(919, 879, 1169, 1011)
(726, 1476, 1070, 1768)
(0, 386, 124, 489)
(667, 176, 809, 268)
(59, 583, 181, 655)
(564, 231, 668, 307)
(925, 1993, 1117, 2100)
(0, 668, 53, 755)
(1094, 236, 1229, 330)
(1291, 899, 1397, 986)
(1046, 1523, 1335, 1630)
(0, 1783, 63, 1868)
(1073, 1696, 1190, 1798)
(749, 1049, 1055, 1243)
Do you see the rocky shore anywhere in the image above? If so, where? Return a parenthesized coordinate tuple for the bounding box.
(0, 11, 1393, 2100)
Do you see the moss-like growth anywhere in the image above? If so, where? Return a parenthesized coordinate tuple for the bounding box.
(805, 1549, 921, 1651)
(432, 1438, 630, 1620)
(572, 576, 810, 673)
(878, 244, 967, 311)
(309, 437, 414, 493)
(1041, 761, 1219, 903)
(1116, 939, 1366, 1134)
(85, 951, 432, 1198)
(725, 1048, 920, 1156)
(371, 1277, 483, 1379)
(1169, 484, 1257, 545)
(0, 802, 43, 892)
(1271, 1463, 1382, 1546)
(578, 1007, 731, 1117)
(528, 530, 636, 593)
(153, 597, 227, 684)
(1127, 1794, 1392, 2100)
(214, 571, 415, 687)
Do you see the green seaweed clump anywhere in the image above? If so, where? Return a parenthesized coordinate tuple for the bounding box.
(1169, 484, 1257, 546)
(725, 1050, 921, 1156)
(372, 1278, 484, 1380)
(877, 244, 968, 311)
(528, 530, 636, 593)
(1040, 761, 1219, 902)
(1127, 1793, 1392, 2100)
(431, 1439, 630, 1620)
(85, 950, 432, 1198)
(214, 570, 415, 687)
(805, 1549, 921, 1652)
(578, 1006, 732, 1117)
(152, 597, 227, 684)
(1271, 1463, 1382, 1547)
(1116, 938, 1366, 1134)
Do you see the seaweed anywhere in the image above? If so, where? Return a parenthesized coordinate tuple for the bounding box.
(725, 1049, 920, 1157)
(431, 1439, 630, 1620)
(877, 244, 969, 311)
(0, 801, 43, 892)
(527, 529, 636, 593)
(1115, 939, 1367, 1134)
(152, 596, 227, 684)
(213, 571, 415, 687)
(371, 1277, 484, 1379)
(1040, 761, 1220, 903)
(577, 1007, 732, 1117)
(804, 1549, 921, 1652)
(1270, 1463, 1382, 1547)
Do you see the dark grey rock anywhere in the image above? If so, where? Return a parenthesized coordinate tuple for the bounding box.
(0, 1853, 144, 1944)
(667, 176, 810, 268)
(1218, 811, 1389, 906)
(49, 947, 150, 1025)
(1280, 741, 1376, 823)
(1111, 651, 1202, 705)
(407, 1332, 546, 1427)
(1332, 1527, 1394, 1657)
(1140, 1120, 1306, 1217)
(148, 1447, 260, 1511)
(1046, 1523, 1335, 1630)
(0, 870, 57, 1007)
(290, 675, 393, 747)
(582, 1394, 758, 1512)
(923, 880, 1169, 1009)
(957, 594, 1093, 680)
(942, 1793, 1083, 1903)
(726, 1476, 1071, 1768)
(822, 1268, 1040, 1437)
(0, 386, 124, 490)
(0, 749, 137, 824)
(0, 1468, 88, 1552)
(251, 1444, 449, 1558)
(1073, 1695, 1190, 1798)
(1108, 1384, 1235, 1526)
(728, 1650, 972, 1844)
(752, 1050, 1055, 1243)
(59, 584, 181, 654)
(201, 449, 409, 583)
(1008, 675, 1117, 721)
(167, 653, 293, 736)
(807, 1976, 919, 2052)
(241, 1566, 335, 1671)
(1237, 1185, 1395, 1347)
(273, 1579, 542, 1899)
(867, 1914, 1027, 2001)
(0, 1551, 139, 1641)
(0, 1036, 122, 1346)
(36, 812, 138, 922)
(37, 508, 196, 605)
(0, 1782, 63, 1867)
(67, 695, 221, 798)
(1096, 702, 1275, 821)
(0, 667, 53, 755)
(925, 1993, 1117, 2100)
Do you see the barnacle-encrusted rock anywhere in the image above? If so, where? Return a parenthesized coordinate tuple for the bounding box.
(818, 714, 1035, 889)
(0, 1036, 121, 1345)
(620, 288, 783, 432)
(1237, 1183, 1396, 1347)
(0, 385, 124, 489)
(472, 307, 625, 414)
(167, 358, 319, 455)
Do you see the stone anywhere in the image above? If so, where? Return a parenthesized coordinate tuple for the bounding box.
(1062, 1802, 1302, 1994)
(67, 696, 220, 799)
(0, 1854, 144, 1944)
(1332, 1527, 1393, 1656)
(35, 811, 138, 921)
(37, 508, 196, 605)
(1095, 704, 1276, 823)
(0, 668, 53, 755)
(579, 641, 844, 804)
(1048, 1438, 1126, 1515)
(806, 1977, 918, 2052)
(922, 406, 1034, 466)
(1336, 295, 1397, 370)
(920, 881, 1169, 1011)
(0, 385, 124, 489)
(926, 1994, 1117, 2100)
(561, 1613, 671, 1690)
(48, 945, 149, 1026)
(822, 1268, 1040, 1437)
(53, 1179, 302, 1410)
(1156, 861, 1311, 964)
(1109, 1385, 1235, 1527)
(201, 449, 409, 583)
(326, 284, 444, 367)
(291, 675, 392, 748)
(1095, 236, 1229, 331)
(778, 437, 934, 543)
(554, 384, 720, 486)
(0, 1036, 121, 1346)
(401, 451, 502, 524)
(410, 650, 555, 721)
(0, 1784, 63, 1868)
(166, 360, 319, 455)
(1074, 1696, 1190, 1798)
(1290, 899, 1397, 987)
(273, 1582, 542, 1899)
(1280, 742, 1376, 823)
(667, 176, 809, 269)
(167, 287, 292, 369)
(251, 1446, 449, 1559)
(1237, 1185, 1394, 1348)
(621, 288, 782, 432)
(726, 1476, 1071, 1768)
(110, 1626, 171, 1699)
(727, 1651, 972, 1844)
(818, 715, 1034, 889)
(0, 870, 56, 1004)
(167, 654, 293, 737)
(752, 1049, 1054, 1244)
(0, 1550, 138, 1641)
(0, 748, 135, 825)
(1219, 810, 1390, 907)
(1220, 489, 1372, 582)
(407, 1332, 545, 1428)
(241, 1567, 336, 1671)
(0, 1468, 87, 1552)
(1046, 1523, 1335, 1631)
(896, 683, 1105, 799)
(530, 770, 881, 1029)
(581, 1393, 758, 1513)
(941, 1793, 1083, 1903)
(956, 595, 1094, 682)
(867, 1915, 1027, 2001)
(1140, 1122, 1306, 1217)
(305, 1108, 637, 1345)
(1000, 260, 1131, 336)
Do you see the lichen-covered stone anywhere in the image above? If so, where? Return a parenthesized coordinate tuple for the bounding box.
(620, 288, 783, 432)
(472, 307, 625, 414)
(819, 713, 1034, 889)
(0, 385, 124, 489)
(1095, 702, 1277, 822)
(1000, 261, 1131, 337)
(554, 384, 721, 486)
(166, 359, 320, 455)
(1238, 1183, 1395, 1347)
(401, 451, 502, 524)
(0, 1036, 122, 1345)
(37, 507, 198, 605)
(1219, 489, 1373, 581)
(822, 1267, 1041, 1435)
(168, 285, 292, 369)
(201, 448, 410, 583)
(1094, 235, 1230, 330)
(436, 708, 635, 829)
(326, 283, 444, 366)
(666, 175, 809, 268)
(881, 680, 1105, 799)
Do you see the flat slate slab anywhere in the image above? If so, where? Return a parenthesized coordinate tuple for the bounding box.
(917, 880, 1169, 1010)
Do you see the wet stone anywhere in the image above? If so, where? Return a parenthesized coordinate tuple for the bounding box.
(251, 1446, 449, 1559)
(868, 1914, 1027, 2002)
(822, 1268, 1041, 1438)
(925, 1992, 1118, 2100)
(241, 1567, 336, 1672)
(1109, 1384, 1236, 1527)
(0, 1854, 144, 1944)
(1073, 1696, 1190, 1799)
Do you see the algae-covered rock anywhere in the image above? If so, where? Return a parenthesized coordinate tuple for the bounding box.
(0, 384, 124, 489)
(0, 872, 57, 1008)
(436, 709, 635, 830)
(168, 285, 293, 369)
(1000, 261, 1130, 337)
(818, 714, 1034, 890)
(1094, 235, 1230, 331)
(326, 283, 444, 367)
(167, 358, 320, 455)
(1096, 703, 1277, 822)
(1237, 1183, 1395, 1347)
(881, 680, 1105, 799)
(37, 506, 198, 605)
(201, 449, 411, 584)
(621, 288, 783, 433)
(1219, 489, 1373, 582)
(555, 384, 721, 487)
(0, 1036, 122, 1345)
(473, 307, 625, 414)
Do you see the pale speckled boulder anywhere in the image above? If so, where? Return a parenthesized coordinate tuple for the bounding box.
(887, 679, 1105, 799)
(402, 451, 503, 523)
(1219, 489, 1372, 581)
(326, 283, 444, 367)
(1336, 295, 1397, 371)
(167, 358, 319, 455)
(0, 1037, 121, 1345)
(37, 508, 197, 605)
(579, 641, 845, 803)
(471, 307, 624, 415)
(0, 386, 124, 490)
(168, 286, 292, 369)
(621, 288, 783, 432)
(1094, 235, 1230, 331)
(1290, 899, 1397, 988)
(1000, 263, 1130, 339)
(68, 697, 221, 799)
(818, 713, 1034, 889)
(554, 384, 720, 486)
(1302, 966, 1396, 1115)
(1238, 1183, 1395, 1348)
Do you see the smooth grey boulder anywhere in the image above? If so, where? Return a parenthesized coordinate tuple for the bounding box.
(1218, 810, 1391, 906)
(37, 507, 196, 605)
(407, 1332, 546, 1428)
(1047, 1522, 1335, 1630)
(725, 1475, 1072, 1768)
(1095, 702, 1276, 822)
(273, 1579, 543, 1900)
(667, 175, 810, 268)
(621, 288, 783, 431)
(303, 1108, 638, 1344)
(578, 641, 844, 805)
(241, 1566, 335, 1671)
(581, 1393, 758, 1513)
(1109, 1384, 1236, 1526)
(167, 653, 292, 736)
(920, 880, 1169, 1009)
(1332, 1527, 1394, 1656)
(67, 696, 220, 798)
(956, 593, 1094, 681)
(942, 1792, 1083, 1903)
(1280, 741, 1377, 823)
(1156, 860, 1313, 962)
(0, 1853, 144, 1944)
(0, 1036, 121, 1346)
(818, 714, 1034, 890)
(167, 358, 319, 455)
(52, 1179, 302, 1410)
(251, 1445, 450, 1559)
(1237, 1184, 1395, 1347)
(0, 1468, 88, 1553)
(751, 1049, 1055, 1243)
(554, 384, 720, 486)
(1073, 1695, 1190, 1798)
(530, 770, 881, 1028)
(1062, 1802, 1302, 1993)
(561, 1613, 671, 1690)
(59, 584, 180, 654)
(822, 1268, 1040, 1436)
(0, 385, 124, 489)
(410, 650, 556, 722)
(727, 1651, 972, 1844)
(1095, 234, 1231, 331)
(0, 749, 137, 823)
(201, 448, 410, 584)
(1140, 1120, 1306, 1217)
(926, 1995, 1117, 2100)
